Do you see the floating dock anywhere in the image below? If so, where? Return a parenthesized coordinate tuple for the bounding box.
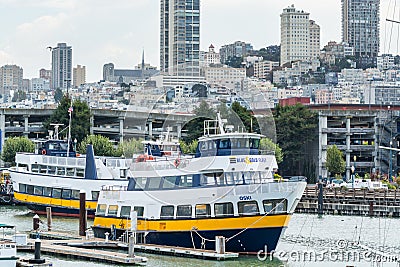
(18, 231, 238, 263)
(18, 239, 147, 265)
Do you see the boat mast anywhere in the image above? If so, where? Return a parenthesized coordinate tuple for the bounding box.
(67, 99, 73, 157)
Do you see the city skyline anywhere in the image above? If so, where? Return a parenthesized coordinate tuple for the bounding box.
(0, 0, 398, 82)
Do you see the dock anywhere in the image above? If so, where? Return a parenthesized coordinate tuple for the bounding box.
(296, 186, 400, 216)
(62, 240, 239, 260)
(17, 231, 238, 263)
(18, 238, 147, 265)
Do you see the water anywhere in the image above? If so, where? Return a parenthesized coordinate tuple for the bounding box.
(3, 205, 400, 267)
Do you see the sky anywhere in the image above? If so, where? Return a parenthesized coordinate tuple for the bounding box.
(0, 0, 398, 82)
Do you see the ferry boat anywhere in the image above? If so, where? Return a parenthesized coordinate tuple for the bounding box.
(92, 115, 307, 253)
(10, 132, 187, 218)
(9, 139, 130, 217)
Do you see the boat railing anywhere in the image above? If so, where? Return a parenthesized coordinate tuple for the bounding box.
(43, 155, 86, 167)
(130, 156, 192, 172)
(102, 185, 128, 191)
(259, 150, 276, 155)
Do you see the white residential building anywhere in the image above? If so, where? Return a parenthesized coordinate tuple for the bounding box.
(280, 5, 320, 66)
(204, 66, 246, 90)
(31, 78, 50, 92)
(253, 60, 279, 80)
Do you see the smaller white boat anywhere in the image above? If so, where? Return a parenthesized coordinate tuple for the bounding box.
(0, 224, 18, 267)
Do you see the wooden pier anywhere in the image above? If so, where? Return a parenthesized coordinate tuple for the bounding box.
(18, 237, 148, 265)
(296, 186, 400, 216)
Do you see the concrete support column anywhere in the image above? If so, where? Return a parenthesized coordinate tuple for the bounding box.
(148, 120, 153, 139)
(318, 113, 328, 179)
(119, 117, 124, 143)
(89, 115, 94, 135)
(0, 113, 5, 152)
(177, 123, 182, 139)
(24, 115, 30, 137)
(346, 117, 352, 181)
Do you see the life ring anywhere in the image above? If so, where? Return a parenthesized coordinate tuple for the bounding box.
(42, 149, 46, 155)
(174, 158, 181, 167)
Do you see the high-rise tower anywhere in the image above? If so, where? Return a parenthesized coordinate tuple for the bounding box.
(51, 43, 72, 90)
(160, 0, 200, 77)
(280, 5, 320, 66)
(342, 0, 380, 58)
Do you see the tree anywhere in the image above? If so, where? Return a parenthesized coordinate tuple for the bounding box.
(231, 102, 259, 133)
(326, 145, 346, 177)
(44, 96, 90, 143)
(182, 101, 216, 142)
(260, 138, 283, 164)
(179, 140, 198, 154)
(273, 104, 318, 176)
(117, 138, 144, 158)
(54, 88, 63, 103)
(78, 135, 120, 157)
(1, 137, 34, 165)
(12, 90, 26, 102)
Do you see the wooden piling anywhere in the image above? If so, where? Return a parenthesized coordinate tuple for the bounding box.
(369, 201, 374, 217)
(46, 207, 52, 232)
(317, 183, 323, 216)
(33, 214, 40, 231)
(79, 191, 87, 236)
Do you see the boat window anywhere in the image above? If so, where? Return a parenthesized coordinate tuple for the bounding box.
(52, 188, 62, 199)
(120, 206, 131, 218)
(238, 201, 259, 216)
(39, 165, 47, 174)
(263, 199, 287, 214)
(71, 190, 80, 200)
(219, 139, 231, 149)
(76, 168, 84, 177)
(160, 205, 175, 219)
(176, 205, 192, 218)
(195, 204, 211, 218)
(224, 173, 235, 185)
(134, 178, 147, 190)
(96, 204, 106, 216)
(34, 186, 43, 195)
(107, 205, 118, 216)
(147, 177, 162, 190)
(62, 189, 71, 199)
(199, 142, 207, 152)
(43, 187, 52, 197)
(32, 164, 39, 173)
(47, 166, 56, 175)
(66, 168, 75, 176)
(56, 168, 65, 176)
(162, 177, 177, 189)
(26, 185, 34, 195)
(214, 202, 234, 217)
(134, 206, 144, 217)
(178, 176, 192, 187)
(91, 191, 99, 201)
(19, 183, 26, 193)
(250, 139, 260, 149)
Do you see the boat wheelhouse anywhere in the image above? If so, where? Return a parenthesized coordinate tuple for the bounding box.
(92, 115, 306, 253)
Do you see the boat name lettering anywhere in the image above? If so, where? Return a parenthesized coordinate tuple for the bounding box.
(239, 195, 252, 201)
(237, 157, 266, 164)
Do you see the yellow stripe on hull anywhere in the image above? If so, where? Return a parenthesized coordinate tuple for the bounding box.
(93, 214, 291, 232)
(14, 192, 97, 210)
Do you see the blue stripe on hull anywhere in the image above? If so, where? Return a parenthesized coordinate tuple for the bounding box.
(92, 226, 284, 253)
(27, 203, 95, 218)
